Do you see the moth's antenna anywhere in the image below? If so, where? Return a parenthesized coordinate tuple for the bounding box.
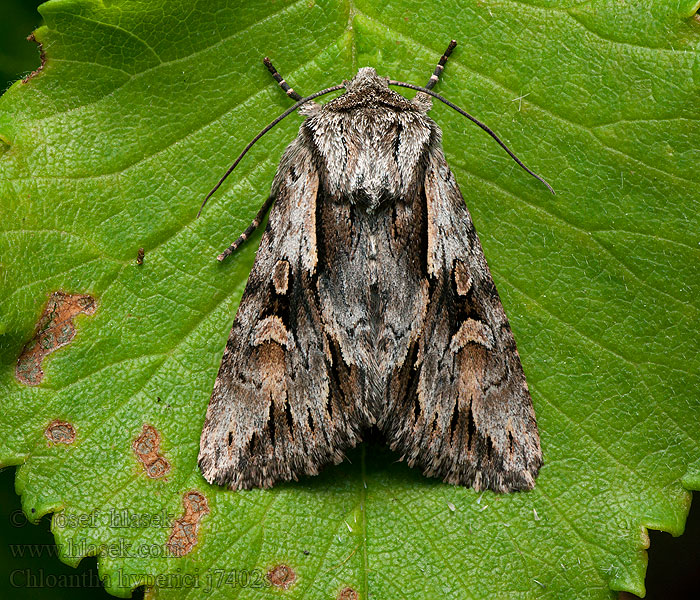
(425, 40, 458, 90)
(197, 84, 345, 217)
(388, 81, 555, 194)
(263, 57, 304, 101)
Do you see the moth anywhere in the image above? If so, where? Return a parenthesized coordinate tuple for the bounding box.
(198, 41, 551, 492)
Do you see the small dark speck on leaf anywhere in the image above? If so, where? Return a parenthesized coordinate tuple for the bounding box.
(136, 247, 145, 265)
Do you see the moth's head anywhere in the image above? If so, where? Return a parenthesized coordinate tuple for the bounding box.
(344, 67, 388, 92)
(324, 67, 414, 112)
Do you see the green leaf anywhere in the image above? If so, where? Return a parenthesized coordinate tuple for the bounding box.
(1, 1, 699, 598)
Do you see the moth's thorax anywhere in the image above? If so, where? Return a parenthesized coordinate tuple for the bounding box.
(304, 67, 436, 210)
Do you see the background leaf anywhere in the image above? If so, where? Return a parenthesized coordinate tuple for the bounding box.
(1, 1, 699, 599)
(0, 0, 43, 88)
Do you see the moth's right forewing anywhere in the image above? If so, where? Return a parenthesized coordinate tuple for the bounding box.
(198, 137, 363, 490)
(382, 145, 542, 492)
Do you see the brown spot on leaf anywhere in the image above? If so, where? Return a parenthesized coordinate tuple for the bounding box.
(132, 424, 171, 478)
(44, 420, 76, 445)
(16, 291, 97, 386)
(22, 33, 46, 83)
(338, 587, 359, 600)
(136, 248, 145, 265)
(167, 490, 209, 557)
(267, 564, 296, 589)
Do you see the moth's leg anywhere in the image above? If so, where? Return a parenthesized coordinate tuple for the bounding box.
(425, 40, 457, 89)
(263, 57, 304, 101)
(217, 194, 275, 262)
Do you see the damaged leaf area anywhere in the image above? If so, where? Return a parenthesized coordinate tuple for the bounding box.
(15, 291, 97, 386)
(166, 491, 209, 557)
(0, 1, 698, 600)
(267, 563, 296, 590)
(132, 424, 171, 479)
(21, 32, 46, 83)
(337, 587, 360, 600)
(44, 419, 76, 445)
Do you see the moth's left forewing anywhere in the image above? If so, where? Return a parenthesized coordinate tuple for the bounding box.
(198, 136, 366, 490)
(382, 144, 542, 492)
